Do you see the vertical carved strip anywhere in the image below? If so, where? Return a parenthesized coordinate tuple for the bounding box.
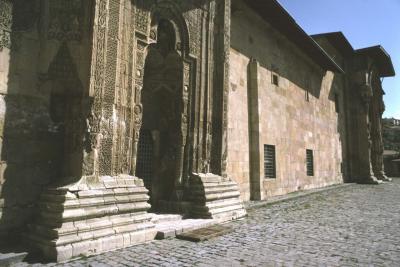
(83, 0, 108, 177)
(98, 0, 121, 176)
(131, 41, 146, 175)
(176, 61, 191, 186)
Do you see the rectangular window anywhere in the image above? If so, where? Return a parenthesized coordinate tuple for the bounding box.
(306, 149, 314, 176)
(305, 90, 310, 102)
(272, 73, 279, 86)
(264, 145, 276, 178)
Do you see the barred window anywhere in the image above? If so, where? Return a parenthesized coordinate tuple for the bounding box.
(272, 73, 279, 86)
(264, 145, 276, 178)
(136, 130, 153, 188)
(306, 149, 314, 176)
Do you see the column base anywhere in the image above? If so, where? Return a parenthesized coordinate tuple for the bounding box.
(25, 175, 156, 262)
(379, 175, 392, 182)
(189, 173, 247, 223)
(357, 175, 382, 184)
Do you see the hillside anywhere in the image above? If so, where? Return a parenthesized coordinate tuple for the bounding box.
(383, 122, 400, 152)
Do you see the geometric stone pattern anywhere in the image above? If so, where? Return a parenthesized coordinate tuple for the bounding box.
(22, 179, 400, 266)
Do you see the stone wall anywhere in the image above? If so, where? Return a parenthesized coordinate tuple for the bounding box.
(227, 2, 344, 200)
(227, 49, 251, 200)
(0, 0, 92, 241)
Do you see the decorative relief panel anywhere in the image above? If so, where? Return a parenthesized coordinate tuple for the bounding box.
(48, 0, 84, 41)
(183, 9, 201, 56)
(134, 0, 153, 36)
(0, 0, 12, 49)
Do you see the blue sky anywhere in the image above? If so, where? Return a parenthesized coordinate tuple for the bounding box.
(278, 0, 400, 118)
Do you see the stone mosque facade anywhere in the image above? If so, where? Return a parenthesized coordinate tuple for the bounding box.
(0, 0, 395, 261)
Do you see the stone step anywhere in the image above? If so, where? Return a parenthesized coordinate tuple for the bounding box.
(190, 190, 240, 202)
(27, 227, 157, 262)
(151, 214, 183, 224)
(191, 198, 243, 212)
(212, 209, 248, 222)
(191, 204, 245, 218)
(29, 212, 154, 239)
(155, 219, 216, 239)
(190, 180, 238, 188)
(38, 194, 149, 211)
(191, 185, 240, 195)
(41, 187, 149, 203)
(191, 174, 223, 183)
(0, 252, 28, 267)
(38, 201, 151, 223)
(28, 220, 156, 248)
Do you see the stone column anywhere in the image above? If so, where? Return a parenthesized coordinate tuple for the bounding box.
(355, 78, 380, 184)
(370, 84, 391, 182)
(247, 58, 263, 200)
(211, 0, 231, 178)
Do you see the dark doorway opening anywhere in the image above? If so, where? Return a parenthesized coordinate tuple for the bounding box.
(136, 19, 185, 210)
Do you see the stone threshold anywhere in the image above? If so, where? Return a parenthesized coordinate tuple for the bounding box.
(151, 214, 218, 240)
(245, 183, 355, 211)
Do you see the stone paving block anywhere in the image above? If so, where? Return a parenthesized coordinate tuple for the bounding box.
(18, 180, 400, 266)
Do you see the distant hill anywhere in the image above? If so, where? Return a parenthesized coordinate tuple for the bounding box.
(383, 118, 400, 152)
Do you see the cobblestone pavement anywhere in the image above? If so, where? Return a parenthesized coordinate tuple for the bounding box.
(23, 179, 400, 267)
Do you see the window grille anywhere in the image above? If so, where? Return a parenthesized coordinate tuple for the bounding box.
(272, 73, 279, 86)
(136, 130, 153, 188)
(264, 145, 276, 178)
(306, 149, 314, 176)
(305, 90, 310, 102)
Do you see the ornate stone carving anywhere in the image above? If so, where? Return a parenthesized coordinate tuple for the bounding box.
(183, 9, 201, 55)
(48, 0, 84, 41)
(0, 0, 12, 49)
(83, 0, 108, 177)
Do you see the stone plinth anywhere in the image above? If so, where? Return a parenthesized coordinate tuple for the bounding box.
(189, 173, 247, 222)
(26, 176, 156, 262)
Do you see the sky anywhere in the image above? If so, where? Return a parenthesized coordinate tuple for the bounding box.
(278, 0, 400, 119)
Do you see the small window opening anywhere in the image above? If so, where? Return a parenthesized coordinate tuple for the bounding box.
(305, 90, 310, 102)
(272, 73, 279, 86)
(264, 145, 276, 178)
(306, 149, 314, 176)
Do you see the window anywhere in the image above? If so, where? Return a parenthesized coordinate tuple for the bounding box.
(305, 77, 311, 102)
(334, 93, 340, 113)
(305, 90, 310, 102)
(306, 149, 314, 176)
(264, 145, 276, 178)
(272, 73, 279, 86)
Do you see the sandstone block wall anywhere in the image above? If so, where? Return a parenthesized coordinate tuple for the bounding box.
(227, 3, 345, 200)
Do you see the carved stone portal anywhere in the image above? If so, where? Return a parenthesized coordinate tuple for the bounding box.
(137, 18, 188, 207)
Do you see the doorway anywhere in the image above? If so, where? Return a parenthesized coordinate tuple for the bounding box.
(136, 19, 185, 209)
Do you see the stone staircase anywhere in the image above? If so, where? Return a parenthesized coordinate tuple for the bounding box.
(26, 176, 157, 262)
(189, 173, 247, 222)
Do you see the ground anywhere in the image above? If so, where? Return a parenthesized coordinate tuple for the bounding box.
(22, 178, 400, 267)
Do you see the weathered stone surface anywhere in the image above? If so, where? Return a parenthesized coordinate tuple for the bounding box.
(189, 173, 247, 222)
(13, 179, 400, 267)
(26, 176, 157, 262)
(0, 0, 395, 263)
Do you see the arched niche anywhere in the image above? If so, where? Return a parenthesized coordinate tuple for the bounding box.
(135, 11, 192, 208)
(46, 43, 85, 184)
